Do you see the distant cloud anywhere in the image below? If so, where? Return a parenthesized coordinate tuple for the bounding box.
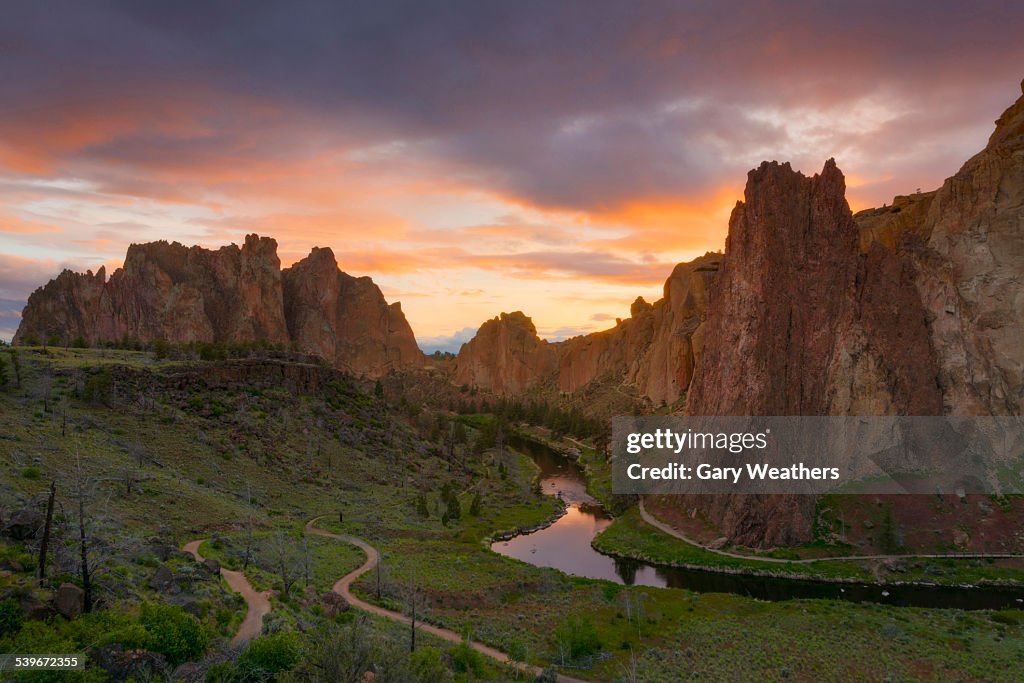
(590, 313, 615, 322)
(418, 326, 479, 355)
(0, 299, 23, 343)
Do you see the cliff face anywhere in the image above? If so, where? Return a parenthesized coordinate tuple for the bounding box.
(15, 235, 423, 378)
(679, 160, 942, 546)
(453, 254, 720, 403)
(282, 247, 422, 376)
(452, 312, 557, 394)
(557, 254, 720, 405)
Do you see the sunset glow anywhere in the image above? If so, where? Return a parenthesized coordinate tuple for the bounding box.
(2, 2, 1022, 349)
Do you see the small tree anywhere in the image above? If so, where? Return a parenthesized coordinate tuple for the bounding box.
(271, 532, 300, 597)
(469, 492, 481, 517)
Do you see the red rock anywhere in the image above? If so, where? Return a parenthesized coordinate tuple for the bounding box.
(15, 235, 422, 378)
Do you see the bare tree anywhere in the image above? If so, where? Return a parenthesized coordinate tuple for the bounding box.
(402, 568, 429, 653)
(242, 484, 256, 571)
(73, 452, 94, 612)
(39, 364, 53, 413)
(36, 481, 56, 586)
(271, 531, 300, 597)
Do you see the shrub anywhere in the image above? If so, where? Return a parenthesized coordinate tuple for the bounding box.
(554, 614, 601, 660)
(449, 641, 486, 677)
(0, 598, 23, 637)
(237, 633, 300, 678)
(21, 467, 41, 480)
(139, 602, 209, 667)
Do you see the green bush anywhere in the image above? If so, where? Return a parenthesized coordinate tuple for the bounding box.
(20, 467, 40, 480)
(449, 641, 486, 676)
(238, 633, 300, 677)
(554, 614, 601, 660)
(139, 602, 209, 667)
(0, 598, 23, 637)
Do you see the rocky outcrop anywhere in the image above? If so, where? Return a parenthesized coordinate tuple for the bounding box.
(452, 312, 557, 394)
(453, 254, 720, 403)
(282, 247, 423, 376)
(14, 235, 423, 378)
(557, 254, 719, 405)
(905, 82, 1024, 415)
(15, 235, 289, 346)
(677, 159, 943, 546)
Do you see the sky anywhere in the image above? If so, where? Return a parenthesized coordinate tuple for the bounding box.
(1, 2, 1023, 351)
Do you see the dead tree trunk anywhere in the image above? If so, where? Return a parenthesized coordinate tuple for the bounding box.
(36, 481, 56, 586)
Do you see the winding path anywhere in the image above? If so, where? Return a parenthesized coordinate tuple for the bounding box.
(638, 498, 1024, 565)
(304, 517, 593, 683)
(182, 540, 271, 644)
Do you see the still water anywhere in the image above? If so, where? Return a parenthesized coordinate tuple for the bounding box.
(491, 434, 1024, 610)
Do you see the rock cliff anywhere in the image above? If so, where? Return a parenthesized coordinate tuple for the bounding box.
(452, 312, 557, 395)
(14, 235, 423, 378)
(453, 254, 720, 404)
(282, 247, 422, 376)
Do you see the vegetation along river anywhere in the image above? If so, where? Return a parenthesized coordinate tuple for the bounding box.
(491, 434, 1024, 610)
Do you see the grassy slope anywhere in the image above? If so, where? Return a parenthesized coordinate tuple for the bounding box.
(1, 348, 1023, 681)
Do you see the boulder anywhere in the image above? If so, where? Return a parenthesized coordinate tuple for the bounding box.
(202, 558, 221, 575)
(321, 591, 350, 619)
(54, 583, 84, 620)
(149, 564, 175, 592)
(4, 507, 43, 540)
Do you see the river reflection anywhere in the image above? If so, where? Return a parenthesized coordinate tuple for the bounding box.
(490, 434, 1024, 610)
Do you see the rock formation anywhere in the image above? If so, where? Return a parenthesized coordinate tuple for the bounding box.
(282, 247, 422, 376)
(452, 312, 557, 395)
(455, 82, 1024, 547)
(453, 253, 720, 405)
(14, 235, 423, 377)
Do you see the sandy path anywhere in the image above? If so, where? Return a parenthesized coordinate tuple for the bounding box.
(305, 517, 592, 683)
(182, 539, 271, 644)
(638, 498, 1024, 565)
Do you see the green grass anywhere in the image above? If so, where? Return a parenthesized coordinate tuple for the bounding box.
(4, 348, 1024, 682)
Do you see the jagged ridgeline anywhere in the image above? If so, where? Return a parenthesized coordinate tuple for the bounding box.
(14, 237, 423, 378)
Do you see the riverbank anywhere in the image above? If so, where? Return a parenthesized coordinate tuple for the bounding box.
(594, 506, 1024, 589)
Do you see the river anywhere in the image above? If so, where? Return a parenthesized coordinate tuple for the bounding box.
(491, 434, 1024, 610)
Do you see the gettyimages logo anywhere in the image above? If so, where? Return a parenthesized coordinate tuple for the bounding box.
(612, 416, 1024, 496)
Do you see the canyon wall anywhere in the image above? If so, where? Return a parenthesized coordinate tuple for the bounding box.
(14, 235, 423, 378)
(452, 253, 720, 405)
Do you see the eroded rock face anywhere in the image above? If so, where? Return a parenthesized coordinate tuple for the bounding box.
(681, 159, 942, 546)
(452, 254, 720, 403)
(14, 235, 423, 378)
(282, 247, 422, 376)
(452, 312, 557, 394)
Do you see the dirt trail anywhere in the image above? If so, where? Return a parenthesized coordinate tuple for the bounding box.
(304, 517, 592, 683)
(182, 539, 271, 644)
(638, 498, 1024, 565)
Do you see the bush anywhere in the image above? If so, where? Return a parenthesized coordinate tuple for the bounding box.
(554, 615, 601, 660)
(21, 467, 41, 480)
(237, 633, 300, 678)
(139, 602, 209, 667)
(0, 598, 23, 637)
(449, 641, 486, 677)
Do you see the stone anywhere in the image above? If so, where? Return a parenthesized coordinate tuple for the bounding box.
(202, 558, 221, 575)
(54, 582, 84, 620)
(4, 507, 43, 540)
(149, 564, 175, 592)
(707, 537, 729, 550)
(321, 591, 350, 619)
